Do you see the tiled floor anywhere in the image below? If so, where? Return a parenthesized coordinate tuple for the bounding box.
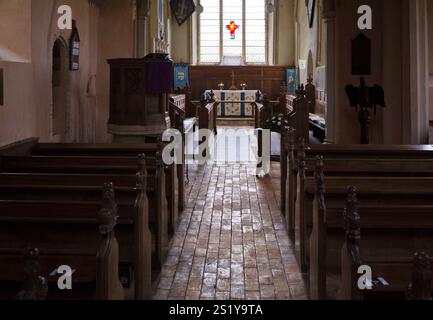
(153, 128, 307, 300)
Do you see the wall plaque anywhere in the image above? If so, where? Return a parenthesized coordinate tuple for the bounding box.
(352, 33, 371, 75)
(69, 20, 80, 71)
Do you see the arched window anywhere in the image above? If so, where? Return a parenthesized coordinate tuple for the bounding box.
(198, 0, 267, 65)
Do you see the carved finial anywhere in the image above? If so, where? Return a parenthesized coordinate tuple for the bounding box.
(284, 127, 296, 152)
(314, 156, 326, 210)
(281, 126, 288, 151)
(280, 82, 288, 95)
(136, 154, 148, 191)
(98, 183, 118, 235)
(16, 248, 48, 300)
(155, 150, 166, 172)
(209, 90, 215, 102)
(296, 84, 306, 97)
(343, 186, 361, 242)
(255, 90, 262, 103)
(407, 252, 433, 300)
(298, 138, 306, 177)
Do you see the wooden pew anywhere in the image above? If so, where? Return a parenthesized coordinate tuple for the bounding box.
(285, 87, 310, 145)
(308, 160, 433, 299)
(5, 248, 48, 300)
(278, 89, 310, 214)
(282, 130, 433, 268)
(282, 133, 433, 230)
(0, 138, 39, 156)
(305, 77, 326, 143)
(0, 183, 124, 300)
(169, 95, 192, 213)
(0, 155, 163, 299)
(299, 153, 433, 268)
(1, 154, 178, 236)
(337, 188, 433, 300)
(406, 252, 433, 300)
(16, 142, 181, 232)
(199, 91, 218, 135)
(252, 93, 273, 130)
(174, 86, 198, 120)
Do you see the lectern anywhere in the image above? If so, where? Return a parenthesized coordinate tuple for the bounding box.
(107, 54, 173, 143)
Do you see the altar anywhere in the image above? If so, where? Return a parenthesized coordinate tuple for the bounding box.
(204, 90, 257, 118)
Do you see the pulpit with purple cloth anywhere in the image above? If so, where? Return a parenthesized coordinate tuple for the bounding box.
(107, 54, 173, 142)
(145, 53, 173, 95)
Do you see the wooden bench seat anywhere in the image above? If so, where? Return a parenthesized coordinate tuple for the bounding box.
(336, 190, 433, 300)
(0, 154, 180, 236)
(8, 151, 180, 231)
(0, 190, 155, 299)
(293, 160, 433, 275)
(282, 131, 433, 269)
(307, 163, 433, 300)
(13, 141, 184, 214)
(0, 161, 163, 299)
(0, 184, 124, 300)
(280, 126, 433, 220)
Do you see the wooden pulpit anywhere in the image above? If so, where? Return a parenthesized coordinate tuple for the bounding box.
(107, 54, 173, 143)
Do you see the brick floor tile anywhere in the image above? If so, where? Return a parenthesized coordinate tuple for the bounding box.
(154, 159, 306, 301)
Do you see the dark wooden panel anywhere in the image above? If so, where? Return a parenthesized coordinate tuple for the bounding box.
(189, 66, 288, 100)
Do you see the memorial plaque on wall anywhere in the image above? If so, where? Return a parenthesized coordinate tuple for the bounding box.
(352, 33, 371, 75)
(69, 20, 80, 71)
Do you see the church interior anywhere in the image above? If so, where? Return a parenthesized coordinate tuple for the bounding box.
(0, 0, 433, 301)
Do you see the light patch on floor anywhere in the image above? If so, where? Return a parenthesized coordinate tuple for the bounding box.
(153, 127, 307, 300)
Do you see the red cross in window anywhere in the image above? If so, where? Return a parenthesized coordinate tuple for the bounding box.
(226, 21, 239, 40)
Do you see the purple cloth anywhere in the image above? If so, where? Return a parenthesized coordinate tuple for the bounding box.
(146, 60, 173, 95)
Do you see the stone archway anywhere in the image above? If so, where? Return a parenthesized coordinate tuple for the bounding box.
(51, 37, 72, 142)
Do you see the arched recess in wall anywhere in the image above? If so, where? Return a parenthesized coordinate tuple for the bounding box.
(51, 37, 71, 142)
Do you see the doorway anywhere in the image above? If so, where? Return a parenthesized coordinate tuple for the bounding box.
(52, 38, 70, 142)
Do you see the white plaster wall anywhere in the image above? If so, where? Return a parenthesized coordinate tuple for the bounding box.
(0, 0, 32, 62)
(0, 61, 36, 146)
(0, 0, 134, 146)
(275, 0, 296, 66)
(96, 0, 134, 142)
(296, 0, 326, 89)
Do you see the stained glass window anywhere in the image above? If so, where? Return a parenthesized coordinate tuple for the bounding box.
(199, 0, 266, 64)
(222, 0, 243, 58)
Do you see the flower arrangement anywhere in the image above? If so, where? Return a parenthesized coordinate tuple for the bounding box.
(263, 114, 289, 133)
